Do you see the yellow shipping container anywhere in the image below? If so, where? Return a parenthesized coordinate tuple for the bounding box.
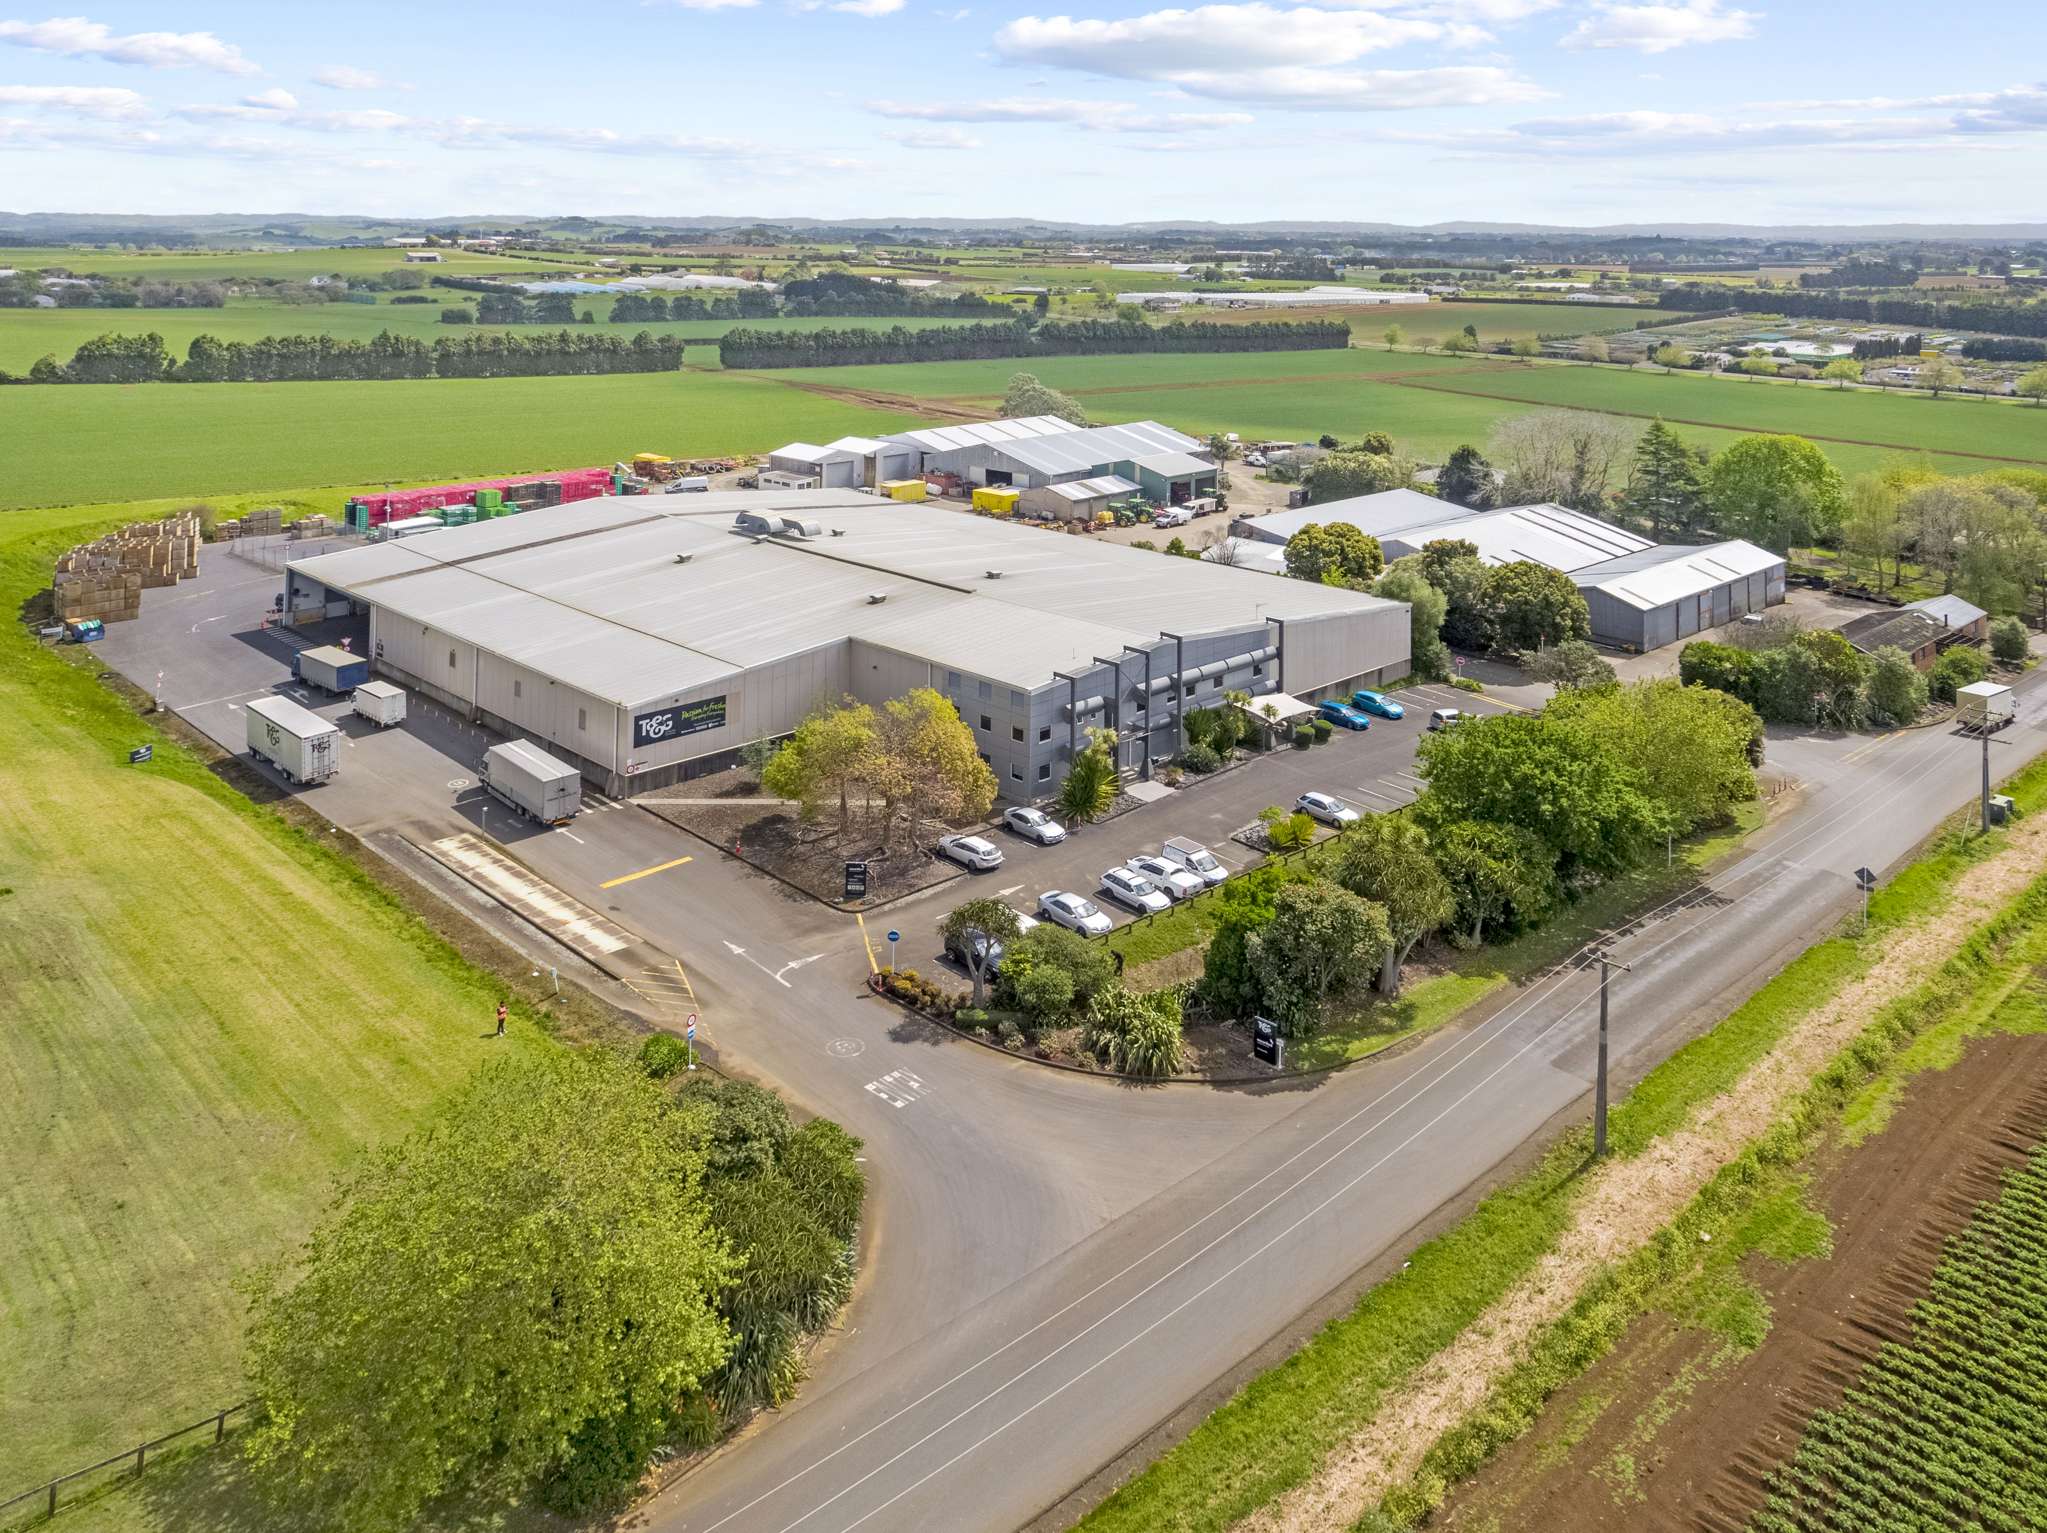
(972, 486, 1020, 515)
(881, 479, 928, 502)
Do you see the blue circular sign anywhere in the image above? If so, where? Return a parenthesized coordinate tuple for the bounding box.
(886, 930, 901, 944)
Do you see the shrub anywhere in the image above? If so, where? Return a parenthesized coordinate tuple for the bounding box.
(1179, 742, 1221, 774)
(1991, 616, 2030, 665)
(639, 1033, 691, 1080)
(956, 1006, 990, 1029)
(1449, 676, 1484, 694)
(1310, 717, 1334, 742)
(1930, 645, 1990, 702)
(1864, 645, 1928, 725)
(779, 1119, 865, 1244)
(541, 1394, 675, 1515)
(995, 924, 1115, 1023)
(1083, 985, 1186, 1078)
(997, 1018, 1024, 1047)
(1258, 805, 1317, 852)
(439, 306, 474, 324)
(1292, 724, 1315, 749)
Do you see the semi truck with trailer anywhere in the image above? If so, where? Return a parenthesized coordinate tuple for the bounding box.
(246, 695, 339, 785)
(293, 645, 370, 694)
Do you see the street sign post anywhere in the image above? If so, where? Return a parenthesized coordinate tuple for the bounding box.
(843, 861, 869, 901)
(685, 1012, 697, 1071)
(128, 745, 153, 765)
(1252, 1016, 1283, 1068)
(887, 929, 900, 969)
(1855, 866, 1877, 931)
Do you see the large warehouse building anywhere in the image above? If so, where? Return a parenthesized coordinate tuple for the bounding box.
(285, 491, 1408, 799)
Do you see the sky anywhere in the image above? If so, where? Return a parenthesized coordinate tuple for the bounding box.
(0, 2, 2043, 226)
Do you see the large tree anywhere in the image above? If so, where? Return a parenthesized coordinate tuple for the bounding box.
(1374, 565, 1451, 681)
(761, 700, 878, 834)
(942, 898, 1023, 1009)
(1619, 418, 1709, 540)
(872, 688, 997, 850)
(1334, 817, 1453, 993)
(241, 1051, 735, 1533)
(1435, 445, 1496, 510)
(1000, 371, 1088, 425)
(1431, 819, 1556, 942)
(1283, 522, 1385, 587)
(1245, 880, 1391, 1036)
(1704, 434, 1847, 551)
(1546, 679, 1758, 834)
(1417, 712, 1661, 873)
(1304, 450, 1412, 504)
(1485, 560, 1592, 652)
(1489, 407, 1637, 512)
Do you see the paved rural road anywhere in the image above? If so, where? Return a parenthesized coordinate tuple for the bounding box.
(98, 548, 2047, 1533)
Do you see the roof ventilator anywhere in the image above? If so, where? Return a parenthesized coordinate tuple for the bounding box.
(984, 569, 1003, 580)
(866, 592, 888, 605)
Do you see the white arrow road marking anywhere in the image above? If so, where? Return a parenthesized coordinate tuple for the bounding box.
(725, 940, 792, 987)
(997, 883, 1025, 896)
(775, 954, 824, 984)
(189, 615, 226, 632)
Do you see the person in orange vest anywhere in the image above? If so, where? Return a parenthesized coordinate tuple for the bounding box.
(495, 1001, 507, 1037)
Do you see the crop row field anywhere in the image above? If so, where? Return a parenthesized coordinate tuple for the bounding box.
(0, 371, 922, 510)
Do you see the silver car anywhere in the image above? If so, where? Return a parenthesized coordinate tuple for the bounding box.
(937, 833, 1005, 872)
(1297, 791, 1361, 826)
(1003, 805, 1067, 844)
(1037, 890, 1113, 936)
(1126, 854, 1206, 902)
(1099, 866, 1172, 915)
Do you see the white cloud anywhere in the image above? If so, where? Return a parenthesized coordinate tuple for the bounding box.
(886, 124, 983, 147)
(834, 0, 906, 14)
(1404, 108, 1999, 157)
(666, 0, 759, 9)
(1561, 0, 1757, 53)
(0, 81, 145, 118)
(1755, 85, 2041, 113)
(0, 15, 258, 73)
(997, 5, 1446, 76)
(312, 65, 399, 90)
(242, 87, 297, 110)
(868, 95, 1252, 129)
(1168, 63, 1542, 107)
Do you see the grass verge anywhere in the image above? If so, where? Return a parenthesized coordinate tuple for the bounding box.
(1072, 768, 2047, 1533)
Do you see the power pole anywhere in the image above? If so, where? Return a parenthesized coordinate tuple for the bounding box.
(1982, 726, 1992, 834)
(1592, 947, 1632, 1158)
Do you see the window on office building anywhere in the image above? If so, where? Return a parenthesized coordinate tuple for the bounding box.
(1010, 689, 1027, 708)
(1010, 765, 1022, 781)
(1012, 725, 1024, 742)
(1038, 763, 1051, 781)
(978, 679, 993, 701)
(947, 670, 961, 690)
(980, 714, 992, 732)
(513, 679, 522, 699)
(1038, 725, 1051, 742)
(577, 707, 587, 731)
(448, 649, 457, 669)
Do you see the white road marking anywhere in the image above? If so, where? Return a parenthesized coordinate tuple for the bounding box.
(725, 939, 793, 988)
(429, 833, 630, 956)
(556, 829, 586, 844)
(776, 954, 825, 984)
(997, 882, 1025, 896)
(188, 615, 226, 633)
(861, 1069, 930, 1110)
(170, 686, 274, 712)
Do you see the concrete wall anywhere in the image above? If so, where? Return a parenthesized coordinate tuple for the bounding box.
(1279, 606, 1410, 698)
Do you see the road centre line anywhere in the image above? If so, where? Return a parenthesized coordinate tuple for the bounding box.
(717, 733, 1965, 1533)
(855, 913, 879, 974)
(599, 855, 693, 890)
(793, 741, 1970, 1533)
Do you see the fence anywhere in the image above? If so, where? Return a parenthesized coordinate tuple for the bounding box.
(0, 1404, 249, 1526)
(226, 530, 365, 573)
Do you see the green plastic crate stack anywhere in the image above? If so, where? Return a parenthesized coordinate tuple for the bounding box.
(475, 488, 504, 514)
(440, 504, 477, 526)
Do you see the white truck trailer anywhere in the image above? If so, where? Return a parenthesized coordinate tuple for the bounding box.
(246, 695, 339, 785)
(480, 740, 582, 823)
(1957, 681, 2016, 732)
(352, 679, 407, 728)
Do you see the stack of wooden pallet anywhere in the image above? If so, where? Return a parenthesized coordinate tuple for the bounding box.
(216, 506, 284, 541)
(51, 511, 202, 621)
(287, 513, 336, 541)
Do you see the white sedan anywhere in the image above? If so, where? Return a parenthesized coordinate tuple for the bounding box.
(1099, 866, 1172, 915)
(1297, 791, 1361, 826)
(1126, 854, 1206, 902)
(937, 833, 1005, 872)
(1038, 890, 1113, 936)
(1003, 805, 1067, 845)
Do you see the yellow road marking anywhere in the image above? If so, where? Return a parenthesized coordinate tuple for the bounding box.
(673, 958, 699, 1007)
(855, 912, 879, 974)
(1841, 730, 1898, 765)
(600, 855, 693, 890)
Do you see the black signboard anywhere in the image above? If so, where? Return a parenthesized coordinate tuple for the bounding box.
(843, 861, 869, 901)
(129, 744, 153, 765)
(1252, 1016, 1283, 1068)
(633, 695, 727, 749)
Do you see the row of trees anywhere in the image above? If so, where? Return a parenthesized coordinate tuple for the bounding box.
(240, 1047, 865, 1530)
(8, 327, 689, 383)
(1194, 681, 1759, 1035)
(719, 318, 1350, 369)
(1681, 617, 2022, 729)
(760, 689, 998, 854)
(1657, 283, 2047, 338)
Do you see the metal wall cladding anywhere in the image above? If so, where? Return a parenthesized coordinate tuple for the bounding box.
(485, 742, 581, 819)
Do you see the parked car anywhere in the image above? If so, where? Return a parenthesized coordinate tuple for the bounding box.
(1099, 866, 1172, 914)
(1297, 791, 1361, 826)
(1350, 689, 1405, 720)
(943, 911, 1039, 973)
(1245, 452, 1268, 467)
(1428, 708, 1464, 731)
(1317, 700, 1371, 731)
(1160, 836, 1228, 887)
(937, 833, 1005, 871)
(1038, 890, 1113, 936)
(1003, 805, 1067, 844)
(1152, 505, 1191, 528)
(1126, 854, 1206, 902)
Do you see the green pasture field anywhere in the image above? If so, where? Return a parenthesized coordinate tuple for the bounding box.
(0, 495, 552, 1491)
(4, 245, 543, 281)
(0, 302, 978, 373)
(0, 371, 921, 510)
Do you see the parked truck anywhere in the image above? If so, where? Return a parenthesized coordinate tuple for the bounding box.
(352, 679, 407, 728)
(1957, 681, 2017, 732)
(480, 740, 582, 824)
(293, 644, 369, 694)
(246, 695, 338, 785)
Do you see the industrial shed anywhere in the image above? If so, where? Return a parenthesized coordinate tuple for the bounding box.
(1570, 540, 1786, 652)
(1020, 474, 1140, 522)
(884, 416, 1213, 496)
(1229, 493, 1654, 572)
(286, 490, 1407, 798)
(764, 435, 920, 489)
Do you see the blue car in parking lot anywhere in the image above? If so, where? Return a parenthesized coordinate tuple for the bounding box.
(1350, 689, 1405, 720)
(1317, 700, 1372, 731)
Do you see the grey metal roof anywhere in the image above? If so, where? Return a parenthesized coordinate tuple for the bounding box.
(1571, 540, 1784, 611)
(1044, 475, 1139, 501)
(1839, 607, 1952, 655)
(882, 416, 1203, 477)
(1236, 489, 1462, 546)
(1904, 594, 1988, 629)
(1381, 504, 1654, 572)
(1133, 451, 1215, 479)
(293, 488, 1395, 698)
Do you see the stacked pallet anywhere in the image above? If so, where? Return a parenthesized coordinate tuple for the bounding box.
(216, 506, 283, 541)
(287, 514, 336, 541)
(51, 512, 202, 621)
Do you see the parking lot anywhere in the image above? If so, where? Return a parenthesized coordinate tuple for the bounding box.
(906, 682, 1517, 958)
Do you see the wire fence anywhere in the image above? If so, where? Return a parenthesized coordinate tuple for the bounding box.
(0, 1404, 250, 1527)
(224, 531, 366, 573)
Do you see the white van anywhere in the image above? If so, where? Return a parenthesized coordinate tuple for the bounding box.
(1428, 708, 1464, 731)
(1159, 837, 1228, 887)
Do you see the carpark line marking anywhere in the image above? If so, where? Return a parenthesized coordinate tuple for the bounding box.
(556, 829, 586, 845)
(774, 738, 1974, 1533)
(855, 913, 879, 974)
(719, 739, 1968, 1533)
(1353, 785, 1403, 805)
(599, 855, 693, 889)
